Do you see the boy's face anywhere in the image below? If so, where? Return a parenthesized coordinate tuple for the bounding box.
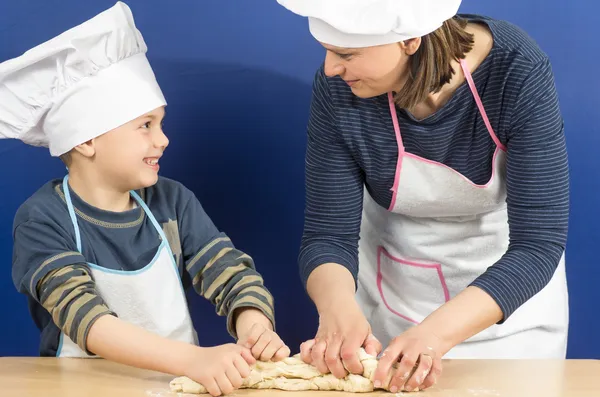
(92, 106, 169, 191)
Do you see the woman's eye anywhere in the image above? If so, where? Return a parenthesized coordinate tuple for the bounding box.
(338, 54, 352, 60)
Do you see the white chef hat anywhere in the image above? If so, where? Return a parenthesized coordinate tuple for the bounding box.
(0, 1, 166, 157)
(277, 0, 462, 48)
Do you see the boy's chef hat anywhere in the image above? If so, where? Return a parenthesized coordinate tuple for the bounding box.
(0, 1, 166, 156)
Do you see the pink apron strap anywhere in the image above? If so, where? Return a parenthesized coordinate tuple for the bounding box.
(387, 92, 404, 211)
(459, 59, 506, 151)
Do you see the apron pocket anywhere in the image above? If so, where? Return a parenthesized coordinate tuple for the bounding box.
(377, 246, 450, 324)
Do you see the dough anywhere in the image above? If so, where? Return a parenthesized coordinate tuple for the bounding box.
(169, 348, 417, 394)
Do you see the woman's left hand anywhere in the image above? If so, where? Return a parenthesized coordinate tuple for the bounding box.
(372, 325, 447, 393)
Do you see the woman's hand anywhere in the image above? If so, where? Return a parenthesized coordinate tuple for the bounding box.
(372, 325, 446, 393)
(299, 298, 382, 379)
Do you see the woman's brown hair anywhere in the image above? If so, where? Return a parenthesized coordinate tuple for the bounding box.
(394, 16, 474, 110)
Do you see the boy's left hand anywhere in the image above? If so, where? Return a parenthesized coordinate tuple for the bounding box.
(235, 308, 290, 362)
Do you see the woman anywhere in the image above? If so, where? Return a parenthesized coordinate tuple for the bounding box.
(278, 0, 569, 393)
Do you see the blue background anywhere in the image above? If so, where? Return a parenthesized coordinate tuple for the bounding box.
(0, 0, 598, 359)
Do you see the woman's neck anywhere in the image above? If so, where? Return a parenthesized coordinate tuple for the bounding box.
(408, 22, 493, 120)
(67, 167, 133, 213)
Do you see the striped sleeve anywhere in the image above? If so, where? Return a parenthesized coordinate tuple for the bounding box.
(298, 68, 365, 288)
(187, 236, 275, 338)
(12, 220, 115, 353)
(37, 265, 115, 353)
(179, 194, 275, 339)
(469, 58, 569, 320)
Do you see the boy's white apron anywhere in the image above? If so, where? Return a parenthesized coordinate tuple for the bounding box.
(57, 175, 197, 357)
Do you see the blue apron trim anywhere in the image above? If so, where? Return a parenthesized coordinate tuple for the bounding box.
(131, 190, 182, 277)
(85, 241, 166, 275)
(55, 332, 64, 358)
(62, 175, 82, 252)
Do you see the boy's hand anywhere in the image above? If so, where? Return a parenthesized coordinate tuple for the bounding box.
(183, 343, 255, 397)
(235, 308, 290, 362)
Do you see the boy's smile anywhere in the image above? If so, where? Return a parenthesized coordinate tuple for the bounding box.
(144, 156, 161, 172)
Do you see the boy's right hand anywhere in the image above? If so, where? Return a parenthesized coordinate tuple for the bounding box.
(183, 343, 256, 396)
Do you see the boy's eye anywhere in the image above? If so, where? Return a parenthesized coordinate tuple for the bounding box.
(142, 122, 151, 129)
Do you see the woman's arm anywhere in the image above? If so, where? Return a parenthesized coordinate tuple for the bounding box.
(299, 67, 365, 292)
(299, 68, 382, 377)
(468, 57, 569, 321)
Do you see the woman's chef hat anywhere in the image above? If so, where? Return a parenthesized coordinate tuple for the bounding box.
(277, 0, 462, 48)
(0, 1, 166, 157)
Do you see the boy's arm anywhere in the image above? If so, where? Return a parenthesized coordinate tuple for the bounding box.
(14, 214, 251, 386)
(38, 265, 201, 375)
(178, 193, 275, 339)
(37, 264, 115, 353)
(187, 234, 276, 339)
(86, 313, 203, 376)
(12, 218, 111, 354)
(13, 216, 196, 364)
(26, 225, 195, 366)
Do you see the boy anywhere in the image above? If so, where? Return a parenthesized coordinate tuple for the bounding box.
(0, 2, 289, 396)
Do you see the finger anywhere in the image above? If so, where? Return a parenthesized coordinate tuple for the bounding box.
(225, 363, 244, 390)
(403, 353, 433, 392)
(340, 336, 364, 375)
(260, 336, 284, 361)
(388, 349, 420, 393)
(240, 347, 257, 365)
(363, 333, 383, 357)
(372, 338, 403, 387)
(300, 339, 315, 364)
(203, 377, 222, 397)
(215, 372, 235, 395)
(251, 331, 272, 360)
(234, 355, 252, 379)
(311, 338, 329, 374)
(325, 334, 347, 379)
(241, 323, 264, 349)
(421, 356, 442, 390)
(273, 344, 291, 361)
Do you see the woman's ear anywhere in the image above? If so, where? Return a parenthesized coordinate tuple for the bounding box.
(400, 37, 422, 55)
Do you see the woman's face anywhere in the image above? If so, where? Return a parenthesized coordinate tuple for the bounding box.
(321, 39, 420, 98)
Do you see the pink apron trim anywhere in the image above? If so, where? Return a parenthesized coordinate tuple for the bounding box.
(376, 246, 450, 324)
(387, 92, 405, 211)
(387, 59, 505, 211)
(460, 59, 507, 152)
(404, 147, 502, 188)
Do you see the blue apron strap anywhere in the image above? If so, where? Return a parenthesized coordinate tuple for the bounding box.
(62, 175, 82, 252)
(130, 189, 181, 276)
(130, 190, 170, 244)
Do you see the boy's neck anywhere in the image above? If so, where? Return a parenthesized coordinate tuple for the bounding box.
(67, 168, 134, 213)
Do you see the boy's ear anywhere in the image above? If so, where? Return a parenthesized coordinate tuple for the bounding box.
(72, 139, 96, 158)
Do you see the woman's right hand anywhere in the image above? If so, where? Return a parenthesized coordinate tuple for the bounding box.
(300, 298, 382, 379)
(183, 343, 256, 396)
